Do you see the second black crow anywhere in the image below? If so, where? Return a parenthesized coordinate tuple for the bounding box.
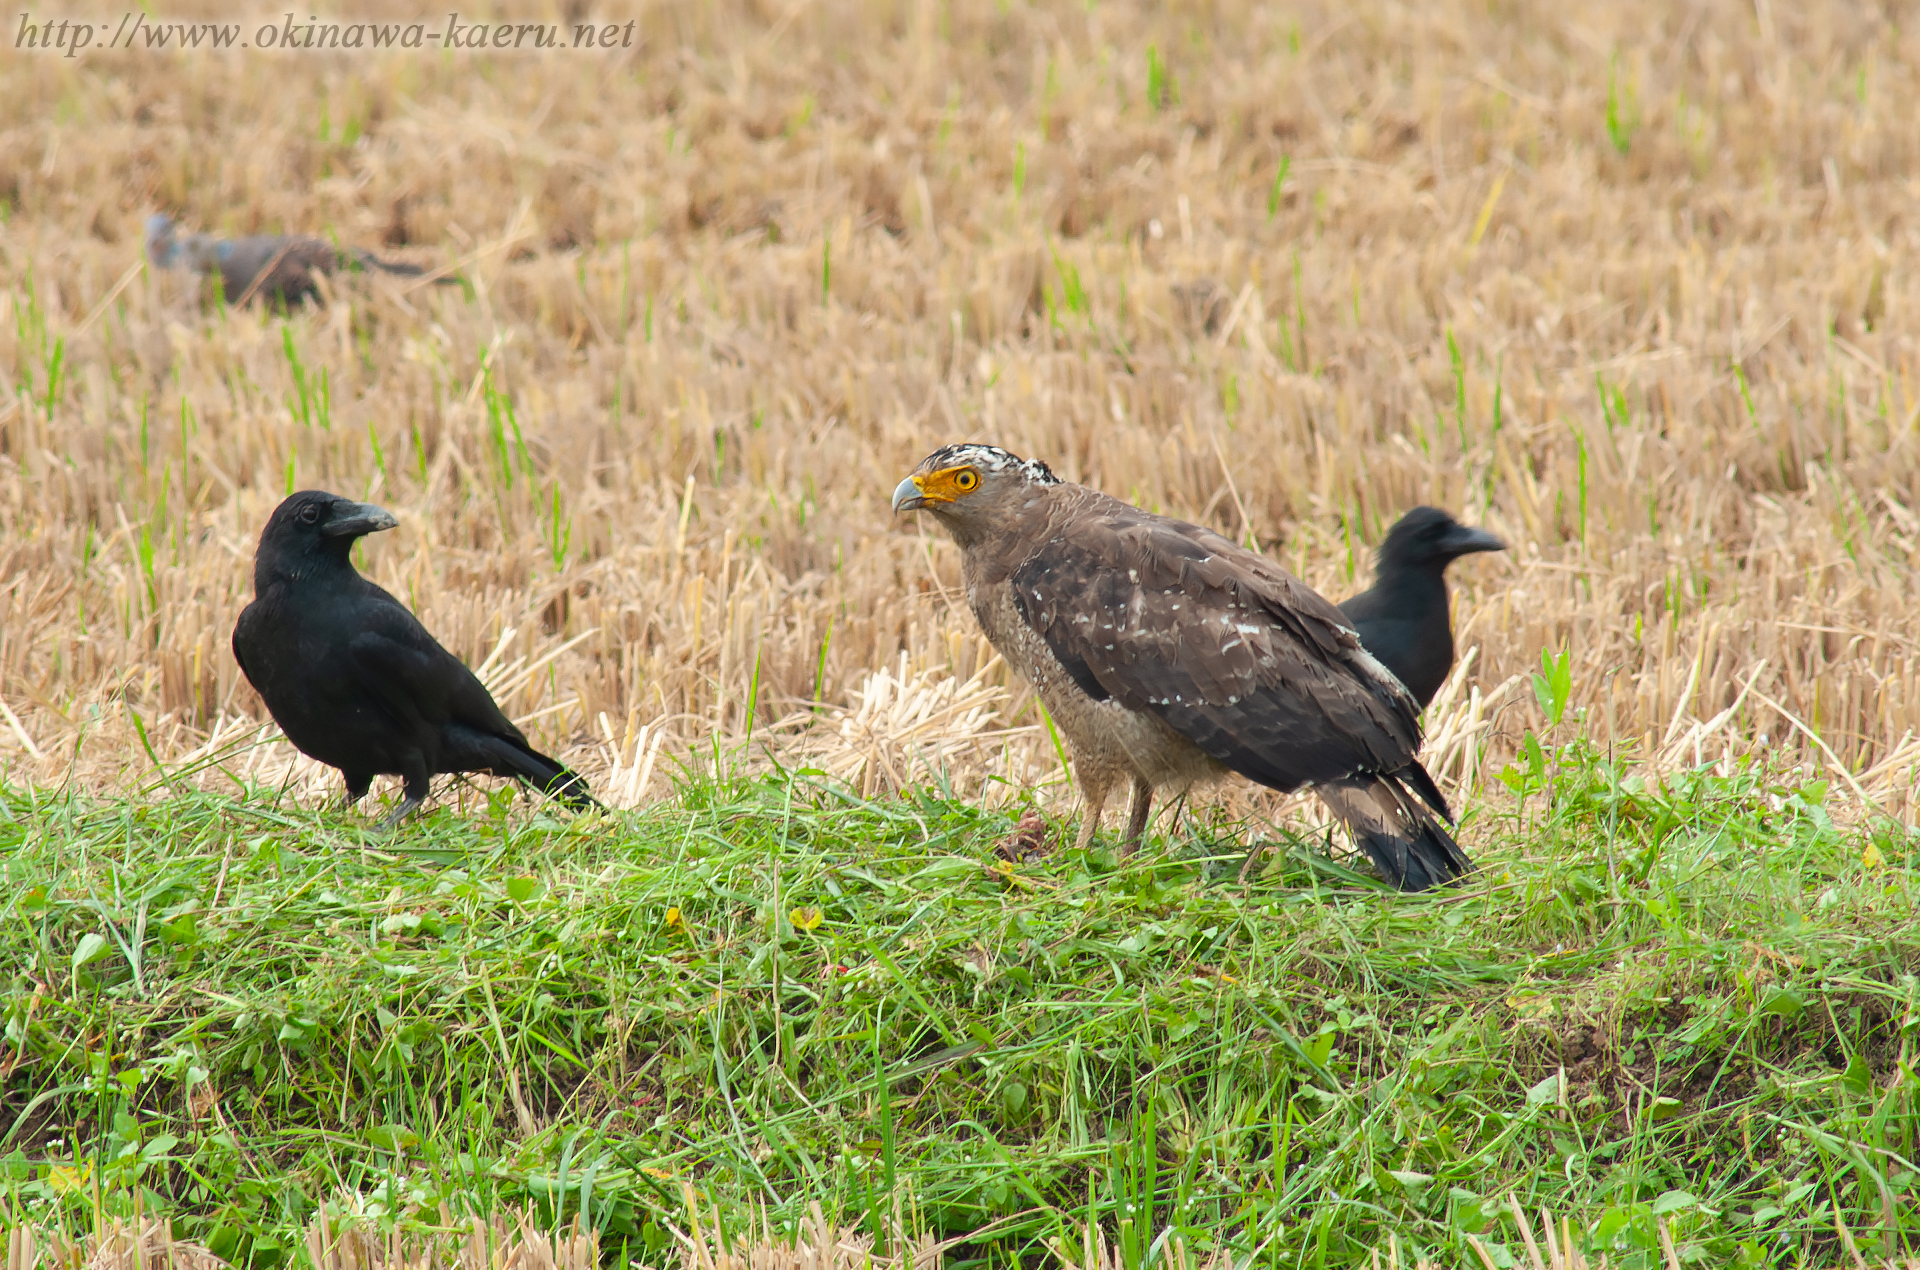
(1338, 507, 1505, 708)
(232, 490, 602, 822)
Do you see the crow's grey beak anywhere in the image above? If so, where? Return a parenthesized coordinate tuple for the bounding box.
(323, 500, 400, 538)
(891, 476, 928, 513)
(1444, 524, 1505, 556)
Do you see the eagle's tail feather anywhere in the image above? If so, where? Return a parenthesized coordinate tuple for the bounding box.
(1396, 760, 1454, 822)
(1316, 766, 1471, 891)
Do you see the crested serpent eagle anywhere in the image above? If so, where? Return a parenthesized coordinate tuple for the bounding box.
(1338, 507, 1505, 708)
(892, 444, 1471, 891)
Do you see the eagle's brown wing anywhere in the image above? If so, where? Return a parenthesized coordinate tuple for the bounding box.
(1009, 499, 1470, 889)
(1009, 505, 1421, 791)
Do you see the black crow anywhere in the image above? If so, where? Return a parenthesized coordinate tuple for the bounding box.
(1338, 507, 1505, 709)
(232, 490, 602, 822)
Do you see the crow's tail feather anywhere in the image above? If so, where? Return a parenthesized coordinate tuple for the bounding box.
(539, 765, 604, 811)
(448, 726, 605, 813)
(1315, 765, 1471, 891)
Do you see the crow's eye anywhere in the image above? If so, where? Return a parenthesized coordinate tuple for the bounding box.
(298, 505, 320, 525)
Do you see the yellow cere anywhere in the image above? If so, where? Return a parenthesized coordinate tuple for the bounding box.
(916, 466, 980, 503)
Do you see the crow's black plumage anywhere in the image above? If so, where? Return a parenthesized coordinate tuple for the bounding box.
(1338, 507, 1505, 708)
(232, 490, 601, 822)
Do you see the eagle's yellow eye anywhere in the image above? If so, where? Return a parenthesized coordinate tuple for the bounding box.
(954, 469, 979, 491)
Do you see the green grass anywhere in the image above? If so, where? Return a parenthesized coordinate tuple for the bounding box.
(3, 742, 1919, 1269)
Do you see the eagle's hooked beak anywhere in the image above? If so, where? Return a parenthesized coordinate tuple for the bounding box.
(323, 500, 401, 538)
(891, 475, 928, 513)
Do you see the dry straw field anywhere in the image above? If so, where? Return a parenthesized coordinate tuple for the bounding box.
(1, 0, 1916, 825)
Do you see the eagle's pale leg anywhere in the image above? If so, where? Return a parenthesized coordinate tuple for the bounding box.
(1120, 776, 1153, 853)
(1074, 766, 1115, 853)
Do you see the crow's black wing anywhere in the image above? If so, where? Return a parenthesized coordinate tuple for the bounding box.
(231, 604, 260, 690)
(340, 586, 528, 743)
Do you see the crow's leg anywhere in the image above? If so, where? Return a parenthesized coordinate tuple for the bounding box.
(379, 763, 432, 827)
(378, 796, 425, 828)
(342, 771, 373, 811)
(1119, 776, 1154, 853)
